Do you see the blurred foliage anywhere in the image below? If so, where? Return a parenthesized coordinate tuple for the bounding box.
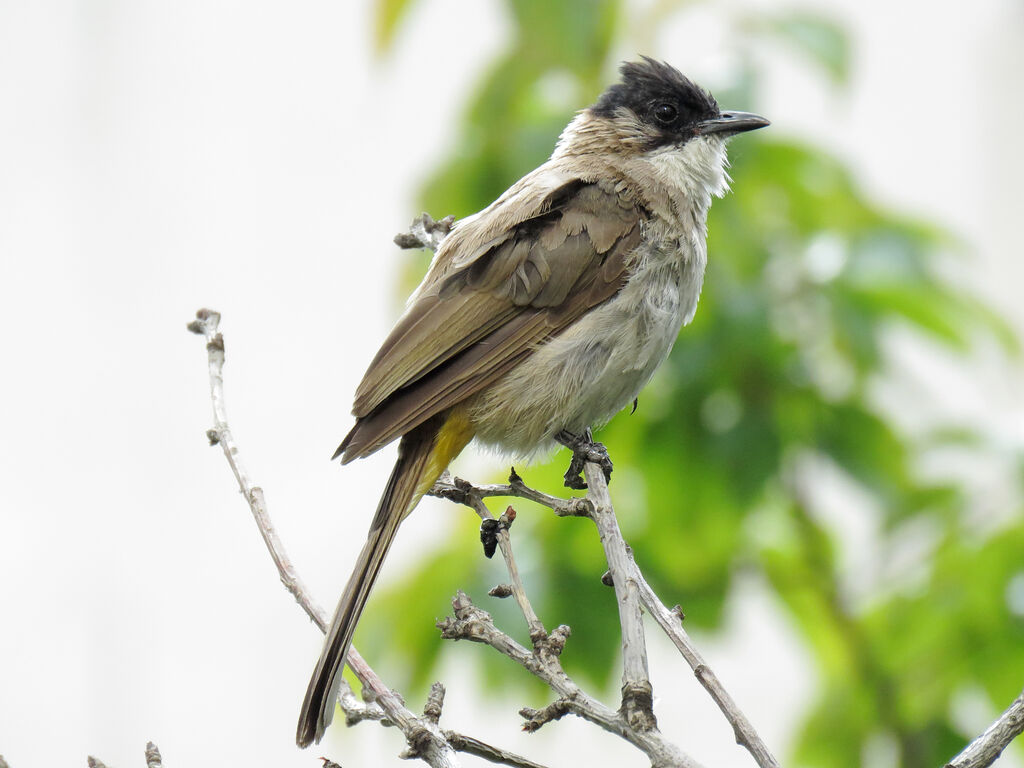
(359, 0, 1024, 765)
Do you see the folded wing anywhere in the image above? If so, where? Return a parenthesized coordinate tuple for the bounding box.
(338, 180, 645, 462)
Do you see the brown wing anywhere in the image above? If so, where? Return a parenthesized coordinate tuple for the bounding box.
(337, 180, 644, 462)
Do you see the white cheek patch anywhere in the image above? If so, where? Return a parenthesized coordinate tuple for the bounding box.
(644, 136, 731, 201)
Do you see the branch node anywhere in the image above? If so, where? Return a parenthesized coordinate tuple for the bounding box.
(394, 213, 455, 251)
(423, 682, 446, 725)
(519, 698, 573, 733)
(399, 725, 436, 760)
(543, 624, 571, 657)
(670, 604, 686, 622)
(437, 591, 493, 642)
(565, 497, 594, 517)
(620, 680, 657, 732)
(187, 307, 221, 334)
(206, 332, 224, 353)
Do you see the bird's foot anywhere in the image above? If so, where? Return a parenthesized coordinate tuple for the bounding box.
(555, 428, 613, 490)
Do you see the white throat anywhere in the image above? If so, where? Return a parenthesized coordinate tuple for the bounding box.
(643, 134, 731, 210)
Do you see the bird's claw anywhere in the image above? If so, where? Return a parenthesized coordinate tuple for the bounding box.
(555, 428, 613, 490)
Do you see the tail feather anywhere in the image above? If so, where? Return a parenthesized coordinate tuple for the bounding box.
(296, 411, 472, 747)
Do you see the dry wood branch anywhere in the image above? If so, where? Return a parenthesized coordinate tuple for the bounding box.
(432, 469, 699, 766)
(438, 591, 702, 768)
(188, 308, 458, 768)
(946, 688, 1024, 768)
(630, 553, 781, 768)
(449, 484, 549, 643)
(144, 743, 163, 768)
(438, 468, 778, 768)
(393, 213, 454, 251)
(190, 307, 555, 768)
(431, 469, 591, 518)
(581, 461, 656, 732)
(442, 732, 551, 768)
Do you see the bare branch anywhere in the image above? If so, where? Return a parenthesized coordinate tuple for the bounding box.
(438, 465, 778, 768)
(431, 469, 591, 518)
(630, 549, 781, 768)
(471, 499, 548, 643)
(188, 309, 459, 768)
(423, 682, 446, 725)
(946, 688, 1024, 768)
(443, 731, 553, 768)
(581, 461, 656, 732)
(437, 592, 702, 768)
(393, 213, 454, 251)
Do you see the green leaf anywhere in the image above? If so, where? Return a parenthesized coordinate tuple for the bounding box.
(373, 0, 416, 53)
(746, 11, 852, 85)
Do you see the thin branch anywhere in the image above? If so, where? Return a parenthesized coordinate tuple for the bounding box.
(431, 469, 591, 518)
(946, 688, 1024, 768)
(443, 732, 552, 768)
(188, 309, 459, 768)
(630, 550, 781, 768)
(452, 485, 548, 643)
(434, 468, 698, 766)
(438, 591, 703, 768)
(437, 468, 780, 768)
(393, 213, 454, 251)
(581, 461, 656, 732)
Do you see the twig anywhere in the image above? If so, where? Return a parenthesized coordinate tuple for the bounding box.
(393, 212, 454, 251)
(144, 743, 163, 768)
(188, 309, 459, 768)
(431, 469, 591, 518)
(629, 546, 781, 768)
(453, 487, 548, 643)
(438, 592, 702, 768)
(443, 732, 552, 768)
(581, 462, 656, 732)
(946, 688, 1024, 768)
(433, 467, 698, 766)
(437, 468, 780, 768)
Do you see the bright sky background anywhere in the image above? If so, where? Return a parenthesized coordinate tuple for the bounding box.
(0, 1, 1021, 767)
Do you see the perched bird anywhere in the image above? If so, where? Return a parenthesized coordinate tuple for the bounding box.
(297, 57, 768, 747)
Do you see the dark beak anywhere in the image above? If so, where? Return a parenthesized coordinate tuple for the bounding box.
(697, 111, 770, 136)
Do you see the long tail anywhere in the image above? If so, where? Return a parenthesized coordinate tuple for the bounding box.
(296, 409, 474, 747)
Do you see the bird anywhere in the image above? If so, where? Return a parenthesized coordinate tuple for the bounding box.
(296, 56, 769, 747)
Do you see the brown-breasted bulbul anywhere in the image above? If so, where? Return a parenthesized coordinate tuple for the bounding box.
(297, 57, 769, 747)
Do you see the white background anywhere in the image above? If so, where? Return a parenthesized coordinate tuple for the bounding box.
(1, 1, 1021, 766)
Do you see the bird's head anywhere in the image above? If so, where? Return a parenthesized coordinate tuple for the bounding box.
(555, 57, 769, 201)
(586, 57, 769, 152)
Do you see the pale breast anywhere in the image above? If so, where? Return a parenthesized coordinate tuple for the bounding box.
(470, 224, 707, 457)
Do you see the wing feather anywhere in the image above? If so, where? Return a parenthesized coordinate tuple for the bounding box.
(339, 179, 646, 461)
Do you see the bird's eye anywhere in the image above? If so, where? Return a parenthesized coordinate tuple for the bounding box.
(653, 102, 678, 124)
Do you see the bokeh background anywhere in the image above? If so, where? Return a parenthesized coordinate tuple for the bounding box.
(1, 1, 1022, 767)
